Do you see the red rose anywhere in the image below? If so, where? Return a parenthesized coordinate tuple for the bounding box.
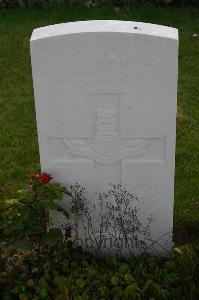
(39, 173, 53, 185)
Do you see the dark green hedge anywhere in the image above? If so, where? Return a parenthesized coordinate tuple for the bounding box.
(0, 0, 198, 9)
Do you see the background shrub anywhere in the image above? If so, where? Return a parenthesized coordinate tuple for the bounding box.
(0, 0, 198, 9)
(0, 242, 198, 299)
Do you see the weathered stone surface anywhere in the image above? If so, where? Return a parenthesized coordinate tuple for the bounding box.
(30, 20, 178, 256)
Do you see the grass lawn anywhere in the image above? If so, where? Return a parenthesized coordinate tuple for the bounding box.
(0, 6, 198, 237)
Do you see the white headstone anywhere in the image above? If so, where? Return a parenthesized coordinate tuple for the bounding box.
(30, 20, 178, 256)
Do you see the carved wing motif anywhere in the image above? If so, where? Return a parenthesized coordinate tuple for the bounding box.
(63, 137, 151, 164)
(63, 140, 95, 159)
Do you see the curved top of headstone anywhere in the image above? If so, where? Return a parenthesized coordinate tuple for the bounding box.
(31, 20, 178, 42)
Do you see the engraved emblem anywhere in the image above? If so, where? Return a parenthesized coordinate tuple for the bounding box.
(95, 109, 117, 136)
(63, 108, 152, 164)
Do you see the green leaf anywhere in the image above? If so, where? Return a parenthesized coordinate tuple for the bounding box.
(47, 201, 57, 209)
(23, 216, 40, 234)
(17, 190, 29, 201)
(124, 274, 135, 285)
(124, 283, 138, 299)
(54, 275, 69, 295)
(47, 183, 72, 201)
(56, 206, 69, 218)
(19, 197, 33, 204)
(54, 189, 62, 200)
(16, 242, 31, 252)
(111, 276, 120, 286)
(62, 187, 72, 197)
(174, 247, 183, 254)
(36, 277, 49, 299)
(17, 189, 27, 195)
(160, 288, 170, 299)
(76, 278, 86, 289)
(143, 279, 153, 291)
(43, 227, 63, 247)
(20, 205, 34, 222)
(119, 263, 130, 274)
(0, 199, 20, 209)
(148, 282, 161, 297)
(105, 256, 118, 267)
